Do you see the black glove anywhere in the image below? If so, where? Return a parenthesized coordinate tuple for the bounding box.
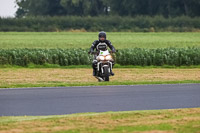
(112, 50, 116, 53)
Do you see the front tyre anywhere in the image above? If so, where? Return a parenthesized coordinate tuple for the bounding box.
(103, 67, 109, 81)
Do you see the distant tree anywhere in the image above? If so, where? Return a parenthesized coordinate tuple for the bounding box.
(15, 0, 66, 17)
(88, 0, 109, 16)
(182, 0, 200, 17)
(109, 0, 200, 17)
(60, 0, 88, 16)
(60, 0, 109, 16)
(16, 0, 109, 17)
(15, 0, 200, 17)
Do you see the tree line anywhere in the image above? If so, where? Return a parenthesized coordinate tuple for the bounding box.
(16, 0, 200, 17)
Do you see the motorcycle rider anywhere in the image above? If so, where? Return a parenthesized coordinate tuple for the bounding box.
(89, 31, 116, 76)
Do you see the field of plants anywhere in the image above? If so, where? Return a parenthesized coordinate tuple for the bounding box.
(0, 48, 200, 66)
(0, 32, 200, 67)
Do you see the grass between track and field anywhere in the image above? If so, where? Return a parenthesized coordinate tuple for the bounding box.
(0, 66, 200, 88)
(0, 108, 200, 133)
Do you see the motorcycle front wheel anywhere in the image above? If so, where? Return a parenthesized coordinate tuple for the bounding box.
(103, 67, 109, 81)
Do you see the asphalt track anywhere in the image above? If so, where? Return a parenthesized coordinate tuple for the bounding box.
(0, 84, 200, 116)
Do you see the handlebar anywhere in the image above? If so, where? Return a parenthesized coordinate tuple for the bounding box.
(88, 50, 118, 55)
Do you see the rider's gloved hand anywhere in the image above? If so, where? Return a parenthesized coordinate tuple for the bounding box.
(112, 50, 116, 53)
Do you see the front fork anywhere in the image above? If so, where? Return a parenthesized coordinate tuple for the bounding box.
(97, 61, 113, 76)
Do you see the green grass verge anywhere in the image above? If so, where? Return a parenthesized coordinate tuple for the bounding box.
(1, 32, 200, 49)
(1, 80, 200, 89)
(0, 108, 200, 133)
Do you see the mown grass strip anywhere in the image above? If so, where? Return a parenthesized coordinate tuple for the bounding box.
(1, 80, 200, 89)
(0, 67, 200, 88)
(0, 108, 200, 133)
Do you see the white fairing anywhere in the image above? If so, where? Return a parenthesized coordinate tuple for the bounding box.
(96, 50, 113, 73)
(99, 50, 110, 56)
(96, 50, 113, 62)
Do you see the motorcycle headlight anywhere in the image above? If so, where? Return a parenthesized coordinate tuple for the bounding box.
(105, 55, 112, 60)
(97, 56, 105, 61)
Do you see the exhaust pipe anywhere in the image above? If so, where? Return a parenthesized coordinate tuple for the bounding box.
(95, 76, 104, 82)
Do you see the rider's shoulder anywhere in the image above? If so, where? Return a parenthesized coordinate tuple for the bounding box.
(105, 40, 112, 44)
(93, 40, 99, 43)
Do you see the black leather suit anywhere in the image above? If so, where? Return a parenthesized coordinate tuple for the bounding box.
(90, 40, 116, 71)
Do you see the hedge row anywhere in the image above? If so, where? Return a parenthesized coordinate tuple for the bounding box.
(0, 49, 93, 66)
(0, 48, 200, 66)
(0, 16, 200, 32)
(116, 48, 200, 66)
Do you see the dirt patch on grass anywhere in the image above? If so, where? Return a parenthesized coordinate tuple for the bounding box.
(112, 68, 200, 82)
(0, 119, 76, 133)
(0, 68, 200, 87)
(135, 131, 174, 133)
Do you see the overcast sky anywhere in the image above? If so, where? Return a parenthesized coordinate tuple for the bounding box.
(0, 0, 18, 17)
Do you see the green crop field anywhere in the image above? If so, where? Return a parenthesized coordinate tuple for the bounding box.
(0, 32, 200, 49)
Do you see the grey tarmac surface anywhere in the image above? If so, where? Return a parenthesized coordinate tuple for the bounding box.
(0, 84, 200, 116)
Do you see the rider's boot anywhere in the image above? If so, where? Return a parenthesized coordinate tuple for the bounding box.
(110, 62, 115, 76)
(92, 60, 97, 76)
(93, 69, 97, 76)
(110, 71, 114, 76)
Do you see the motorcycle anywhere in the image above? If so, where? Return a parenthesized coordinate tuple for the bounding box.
(90, 49, 115, 82)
